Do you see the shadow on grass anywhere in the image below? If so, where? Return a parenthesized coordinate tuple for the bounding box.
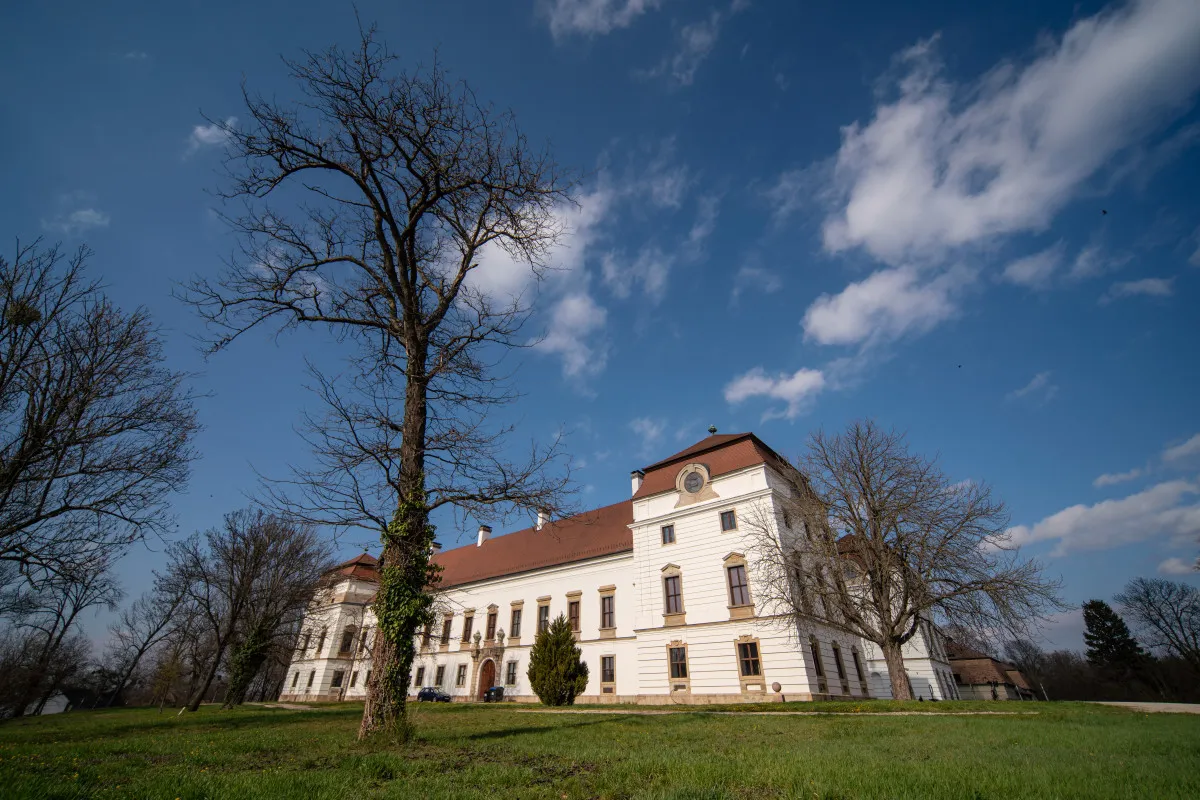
(465, 715, 615, 741)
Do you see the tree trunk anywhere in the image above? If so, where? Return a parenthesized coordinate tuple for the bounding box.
(881, 640, 913, 700)
(222, 641, 269, 709)
(186, 640, 227, 711)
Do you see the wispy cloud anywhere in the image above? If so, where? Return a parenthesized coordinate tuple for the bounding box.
(41, 192, 110, 236)
(639, 1, 746, 86)
(185, 116, 237, 156)
(1001, 243, 1065, 290)
(1100, 276, 1175, 304)
(540, 0, 661, 39)
(724, 366, 826, 421)
(123, 51, 149, 61)
(1164, 433, 1200, 464)
(1157, 557, 1196, 575)
(1094, 468, 1143, 488)
(535, 292, 609, 381)
(1006, 371, 1057, 403)
(731, 263, 782, 304)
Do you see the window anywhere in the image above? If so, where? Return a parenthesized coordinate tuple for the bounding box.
(601, 656, 615, 683)
(737, 642, 761, 677)
(661, 524, 675, 544)
(510, 608, 522, 638)
(435, 665, 446, 687)
(568, 600, 580, 632)
(664, 575, 683, 614)
(456, 664, 467, 687)
(421, 622, 432, 649)
(291, 672, 299, 688)
(719, 509, 737, 531)
(668, 646, 688, 679)
(600, 595, 615, 629)
(366, 670, 371, 687)
(358, 627, 372, 655)
(486, 610, 497, 640)
(727, 564, 751, 606)
(832, 643, 848, 688)
(340, 629, 355, 655)
(315, 629, 327, 656)
(300, 632, 312, 653)
(441, 617, 453, 645)
(350, 671, 359, 688)
(782, 510, 792, 528)
(505, 661, 518, 686)
(461, 615, 473, 642)
(538, 604, 550, 633)
(809, 638, 824, 678)
(306, 671, 314, 688)
(331, 670, 345, 688)
(415, 666, 426, 686)
(851, 649, 866, 684)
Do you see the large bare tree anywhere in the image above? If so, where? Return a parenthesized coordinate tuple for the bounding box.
(184, 27, 574, 739)
(1116, 577, 1200, 676)
(747, 420, 1063, 700)
(99, 584, 188, 707)
(0, 240, 198, 582)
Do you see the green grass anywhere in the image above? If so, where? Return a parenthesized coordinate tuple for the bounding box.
(1, 701, 1197, 799)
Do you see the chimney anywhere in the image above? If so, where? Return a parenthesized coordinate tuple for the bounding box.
(536, 509, 547, 531)
(476, 525, 492, 547)
(430, 541, 442, 555)
(631, 469, 644, 496)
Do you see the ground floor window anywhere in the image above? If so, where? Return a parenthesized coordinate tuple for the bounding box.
(737, 642, 761, 677)
(809, 638, 824, 677)
(306, 671, 315, 688)
(291, 672, 299, 688)
(601, 655, 615, 683)
(350, 671, 359, 688)
(415, 666, 425, 687)
(435, 665, 446, 687)
(331, 670, 345, 688)
(456, 664, 468, 687)
(505, 661, 518, 686)
(669, 646, 688, 679)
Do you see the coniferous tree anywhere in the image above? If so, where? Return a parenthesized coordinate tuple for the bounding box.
(526, 615, 588, 706)
(1083, 600, 1145, 673)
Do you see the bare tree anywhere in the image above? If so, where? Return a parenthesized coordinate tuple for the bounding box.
(100, 584, 188, 706)
(0, 240, 199, 583)
(747, 420, 1064, 700)
(162, 509, 331, 712)
(183, 26, 574, 740)
(1116, 577, 1200, 676)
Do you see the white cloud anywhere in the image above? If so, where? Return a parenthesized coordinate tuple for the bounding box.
(541, 0, 660, 39)
(1006, 371, 1057, 403)
(1157, 557, 1196, 575)
(639, 1, 746, 86)
(536, 292, 609, 380)
(629, 416, 666, 443)
(724, 366, 826, 420)
(41, 207, 110, 236)
(1100, 276, 1174, 303)
(1094, 468, 1143, 487)
(601, 245, 673, 302)
(186, 116, 237, 155)
(731, 264, 782, 303)
(682, 196, 719, 258)
(1068, 245, 1131, 280)
(801, 265, 973, 347)
(1164, 433, 1200, 463)
(1007, 478, 1200, 556)
(1001, 243, 1064, 289)
(817, 0, 1200, 266)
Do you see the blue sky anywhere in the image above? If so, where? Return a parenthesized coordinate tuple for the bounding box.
(2, 0, 1198, 651)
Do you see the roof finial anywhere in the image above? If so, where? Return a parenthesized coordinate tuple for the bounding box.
(708, 425, 718, 435)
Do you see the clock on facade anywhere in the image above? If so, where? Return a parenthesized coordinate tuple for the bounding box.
(683, 471, 704, 493)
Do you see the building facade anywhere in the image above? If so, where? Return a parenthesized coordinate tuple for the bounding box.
(280, 432, 953, 704)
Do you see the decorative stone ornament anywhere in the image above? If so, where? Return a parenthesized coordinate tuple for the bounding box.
(674, 463, 719, 508)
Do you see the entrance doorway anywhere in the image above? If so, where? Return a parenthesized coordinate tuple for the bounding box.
(478, 659, 496, 700)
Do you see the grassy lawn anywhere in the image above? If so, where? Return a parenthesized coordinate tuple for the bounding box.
(1, 701, 1197, 799)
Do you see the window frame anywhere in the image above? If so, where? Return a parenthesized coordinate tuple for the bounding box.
(434, 665, 446, 687)
(663, 575, 683, 615)
(661, 524, 675, 545)
(601, 655, 616, 684)
(568, 599, 580, 632)
(537, 603, 551, 633)
(510, 607, 522, 639)
(486, 609, 498, 641)
(668, 646, 688, 679)
(415, 666, 426, 687)
(737, 641, 761, 677)
(440, 616, 453, 646)
(350, 671, 359, 688)
(306, 671, 315, 688)
(455, 664, 468, 687)
(719, 509, 737, 531)
(727, 563, 751, 607)
(331, 670, 345, 689)
(291, 672, 299, 688)
(340, 628, 356, 655)
(505, 660, 518, 686)
(461, 614, 474, 643)
(600, 594, 615, 629)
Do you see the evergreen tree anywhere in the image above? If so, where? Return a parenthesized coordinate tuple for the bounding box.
(1083, 600, 1145, 673)
(526, 615, 589, 706)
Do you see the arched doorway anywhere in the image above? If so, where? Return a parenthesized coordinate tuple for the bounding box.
(478, 659, 496, 700)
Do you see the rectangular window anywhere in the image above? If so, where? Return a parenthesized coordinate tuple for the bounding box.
(852, 650, 866, 684)
(510, 608, 522, 638)
(306, 671, 314, 688)
(538, 604, 550, 633)
(505, 661, 518, 686)
(664, 575, 683, 614)
(300, 632, 311, 653)
(421, 622, 432, 649)
(737, 642, 761, 677)
(601, 656, 615, 683)
(600, 595, 615, 629)
(358, 627, 371, 655)
(435, 665, 446, 687)
(568, 600, 580, 632)
(366, 670, 371, 687)
(727, 564, 751, 606)
(291, 672, 299, 688)
(350, 671, 359, 688)
(720, 509, 737, 531)
(668, 647, 688, 679)
(461, 616, 473, 642)
(456, 664, 467, 687)
(415, 666, 425, 686)
(833, 645, 848, 680)
(809, 639, 824, 678)
(340, 629, 355, 654)
(661, 524, 675, 544)
(441, 617, 453, 645)
(331, 670, 345, 688)
(315, 630, 326, 655)
(486, 611, 497, 641)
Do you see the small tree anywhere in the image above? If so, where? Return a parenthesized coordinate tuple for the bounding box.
(1083, 600, 1145, 674)
(526, 614, 588, 706)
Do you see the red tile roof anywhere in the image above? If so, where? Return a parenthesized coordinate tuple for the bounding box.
(327, 553, 380, 581)
(945, 640, 1032, 689)
(633, 433, 791, 499)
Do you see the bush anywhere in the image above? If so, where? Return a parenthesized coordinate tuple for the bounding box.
(526, 614, 588, 705)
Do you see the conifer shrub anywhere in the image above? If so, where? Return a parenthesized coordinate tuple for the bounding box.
(526, 614, 589, 705)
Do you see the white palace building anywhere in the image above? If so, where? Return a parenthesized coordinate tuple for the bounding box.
(280, 432, 960, 705)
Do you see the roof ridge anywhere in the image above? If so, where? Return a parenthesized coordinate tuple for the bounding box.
(640, 432, 754, 471)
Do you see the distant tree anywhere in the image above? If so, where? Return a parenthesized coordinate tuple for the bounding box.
(1115, 578, 1200, 676)
(100, 585, 188, 707)
(0, 240, 198, 583)
(746, 420, 1064, 700)
(183, 25, 576, 741)
(526, 614, 588, 706)
(1083, 600, 1145, 675)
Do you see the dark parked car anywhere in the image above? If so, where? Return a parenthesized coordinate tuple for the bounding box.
(482, 686, 505, 703)
(416, 687, 451, 703)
